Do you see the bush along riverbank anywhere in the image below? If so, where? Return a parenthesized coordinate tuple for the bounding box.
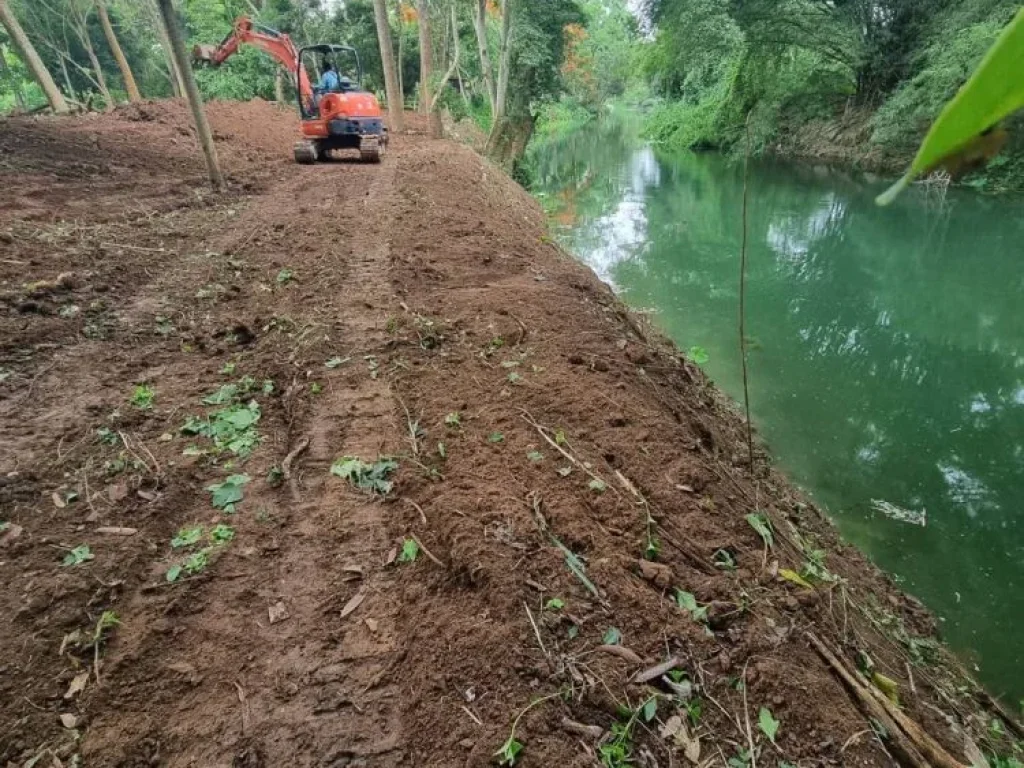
(639, 0, 1024, 193)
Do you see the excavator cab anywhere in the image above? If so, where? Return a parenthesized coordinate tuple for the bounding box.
(295, 44, 386, 163)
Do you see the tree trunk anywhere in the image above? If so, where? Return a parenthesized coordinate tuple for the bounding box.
(149, 0, 185, 96)
(156, 0, 225, 190)
(69, 4, 114, 110)
(415, 0, 432, 115)
(0, 0, 69, 113)
(486, 113, 532, 170)
(493, 0, 512, 124)
(472, 0, 495, 114)
(372, 0, 404, 131)
(96, 0, 141, 102)
(0, 42, 27, 110)
(58, 55, 77, 103)
(394, 0, 403, 103)
(274, 67, 285, 103)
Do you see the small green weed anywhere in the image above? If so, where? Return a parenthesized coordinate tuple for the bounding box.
(165, 524, 235, 582)
(758, 706, 780, 744)
(181, 401, 262, 458)
(602, 626, 622, 645)
(444, 411, 462, 427)
(154, 316, 175, 336)
(746, 512, 774, 550)
(207, 474, 250, 513)
(713, 548, 737, 570)
(325, 356, 349, 369)
(675, 589, 708, 622)
(437, 441, 447, 459)
(96, 427, 119, 445)
(267, 465, 284, 487)
(494, 692, 561, 766)
(61, 545, 94, 566)
(220, 361, 237, 375)
(130, 384, 155, 410)
(210, 524, 235, 543)
(687, 346, 709, 365)
(588, 478, 607, 494)
(331, 456, 399, 495)
(544, 597, 564, 611)
(556, 466, 573, 477)
(398, 537, 420, 563)
(276, 268, 295, 284)
(507, 371, 522, 384)
(598, 696, 659, 768)
(527, 450, 544, 462)
(310, 381, 323, 395)
(488, 431, 505, 443)
(171, 525, 203, 548)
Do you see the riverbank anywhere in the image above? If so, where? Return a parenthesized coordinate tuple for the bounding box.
(0, 99, 1017, 766)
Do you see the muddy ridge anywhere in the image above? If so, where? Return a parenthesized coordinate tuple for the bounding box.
(0, 99, 1014, 767)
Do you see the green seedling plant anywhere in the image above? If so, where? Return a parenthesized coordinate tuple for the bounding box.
(61, 545, 94, 566)
(325, 356, 349, 369)
(758, 706, 780, 745)
(131, 384, 155, 410)
(544, 597, 564, 611)
(207, 474, 250, 513)
(589, 478, 607, 494)
(675, 589, 709, 622)
(96, 427, 119, 445)
(171, 525, 204, 548)
(488, 431, 504, 443)
(444, 411, 462, 427)
(276, 268, 295, 284)
(527, 450, 544, 462)
(687, 346, 710, 365)
(602, 626, 622, 645)
(220, 362, 237, 375)
(331, 456, 399, 495)
(166, 524, 235, 583)
(713, 548, 737, 570)
(599, 695, 659, 768)
(398, 537, 420, 563)
(267, 465, 284, 487)
(182, 401, 262, 458)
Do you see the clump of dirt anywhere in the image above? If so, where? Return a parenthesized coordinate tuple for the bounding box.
(0, 102, 1016, 768)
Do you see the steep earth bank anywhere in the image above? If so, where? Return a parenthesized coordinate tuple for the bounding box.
(0, 98, 1017, 767)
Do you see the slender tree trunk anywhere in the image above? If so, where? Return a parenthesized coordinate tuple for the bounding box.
(372, 0, 404, 131)
(415, 0, 432, 115)
(274, 67, 285, 103)
(0, 42, 27, 109)
(428, 7, 459, 112)
(58, 55, 77, 102)
(451, 4, 469, 112)
(0, 0, 69, 113)
(493, 0, 512, 123)
(156, 0, 225, 190)
(69, 4, 114, 110)
(472, 0, 495, 114)
(96, 0, 141, 102)
(149, 0, 184, 96)
(395, 0, 404, 102)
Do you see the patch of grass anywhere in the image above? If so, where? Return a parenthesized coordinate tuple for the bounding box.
(130, 384, 155, 410)
(331, 456, 399, 495)
(61, 544, 94, 566)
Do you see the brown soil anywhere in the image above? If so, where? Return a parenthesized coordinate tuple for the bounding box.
(0, 99, 1012, 768)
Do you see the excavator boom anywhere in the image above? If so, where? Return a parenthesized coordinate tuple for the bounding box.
(193, 17, 312, 100)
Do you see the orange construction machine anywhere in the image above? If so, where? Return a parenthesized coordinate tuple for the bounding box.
(194, 17, 387, 163)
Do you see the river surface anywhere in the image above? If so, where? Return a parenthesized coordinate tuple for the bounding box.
(530, 115, 1024, 701)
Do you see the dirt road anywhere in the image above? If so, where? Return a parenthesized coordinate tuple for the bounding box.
(0, 101, 1005, 767)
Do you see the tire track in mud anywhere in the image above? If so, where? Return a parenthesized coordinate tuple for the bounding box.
(81, 159, 411, 766)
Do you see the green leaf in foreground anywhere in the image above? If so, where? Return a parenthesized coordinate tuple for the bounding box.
(171, 525, 204, 549)
(330, 456, 399, 495)
(544, 597, 564, 611)
(494, 736, 523, 766)
(675, 589, 709, 622)
(207, 474, 250, 513)
(602, 626, 622, 645)
(398, 537, 419, 563)
(61, 545, 94, 566)
(688, 345, 710, 365)
(877, 8, 1024, 204)
(642, 696, 658, 722)
(758, 706, 780, 744)
(746, 512, 774, 550)
(487, 431, 504, 443)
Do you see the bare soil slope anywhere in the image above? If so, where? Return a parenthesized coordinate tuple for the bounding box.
(0, 100, 1012, 767)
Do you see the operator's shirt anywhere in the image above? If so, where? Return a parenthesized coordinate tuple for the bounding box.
(320, 71, 340, 91)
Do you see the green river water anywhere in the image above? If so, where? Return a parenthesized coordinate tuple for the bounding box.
(530, 115, 1024, 702)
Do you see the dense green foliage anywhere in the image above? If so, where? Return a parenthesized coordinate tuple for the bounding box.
(639, 0, 1024, 188)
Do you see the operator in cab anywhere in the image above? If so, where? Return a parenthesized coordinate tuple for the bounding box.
(319, 62, 340, 92)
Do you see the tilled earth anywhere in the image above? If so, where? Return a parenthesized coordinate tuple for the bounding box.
(0, 100, 1013, 767)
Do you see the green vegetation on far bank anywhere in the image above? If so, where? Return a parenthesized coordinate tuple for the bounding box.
(639, 0, 1024, 191)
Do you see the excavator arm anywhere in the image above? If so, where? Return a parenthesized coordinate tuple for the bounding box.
(193, 17, 313, 101)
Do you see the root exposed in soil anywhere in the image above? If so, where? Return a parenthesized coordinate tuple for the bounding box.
(0, 101, 1013, 767)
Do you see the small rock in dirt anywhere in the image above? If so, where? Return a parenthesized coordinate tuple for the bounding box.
(268, 601, 290, 624)
(107, 482, 129, 503)
(0, 523, 23, 547)
(59, 712, 79, 729)
(638, 559, 673, 589)
(364, 618, 378, 632)
(64, 672, 89, 700)
(591, 359, 610, 372)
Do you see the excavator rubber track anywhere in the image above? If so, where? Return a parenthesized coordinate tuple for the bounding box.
(294, 140, 319, 164)
(359, 135, 385, 163)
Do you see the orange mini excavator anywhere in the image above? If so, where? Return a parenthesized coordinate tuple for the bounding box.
(194, 17, 387, 163)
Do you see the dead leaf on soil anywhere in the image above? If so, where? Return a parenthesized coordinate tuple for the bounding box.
(107, 482, 129, 503)
(52, 491, 66, 509)
(268, 601, 290, 624)
(384, 547, 397, 566)
(340, 590, 366, 619)
(64, 672, 89, 700)
(58, 712, 78, 729)
(561, 717, 604, 740)
(660, 715, 701, 763)
(137, 489, 159, 502)
(0, 523, 23, 547)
